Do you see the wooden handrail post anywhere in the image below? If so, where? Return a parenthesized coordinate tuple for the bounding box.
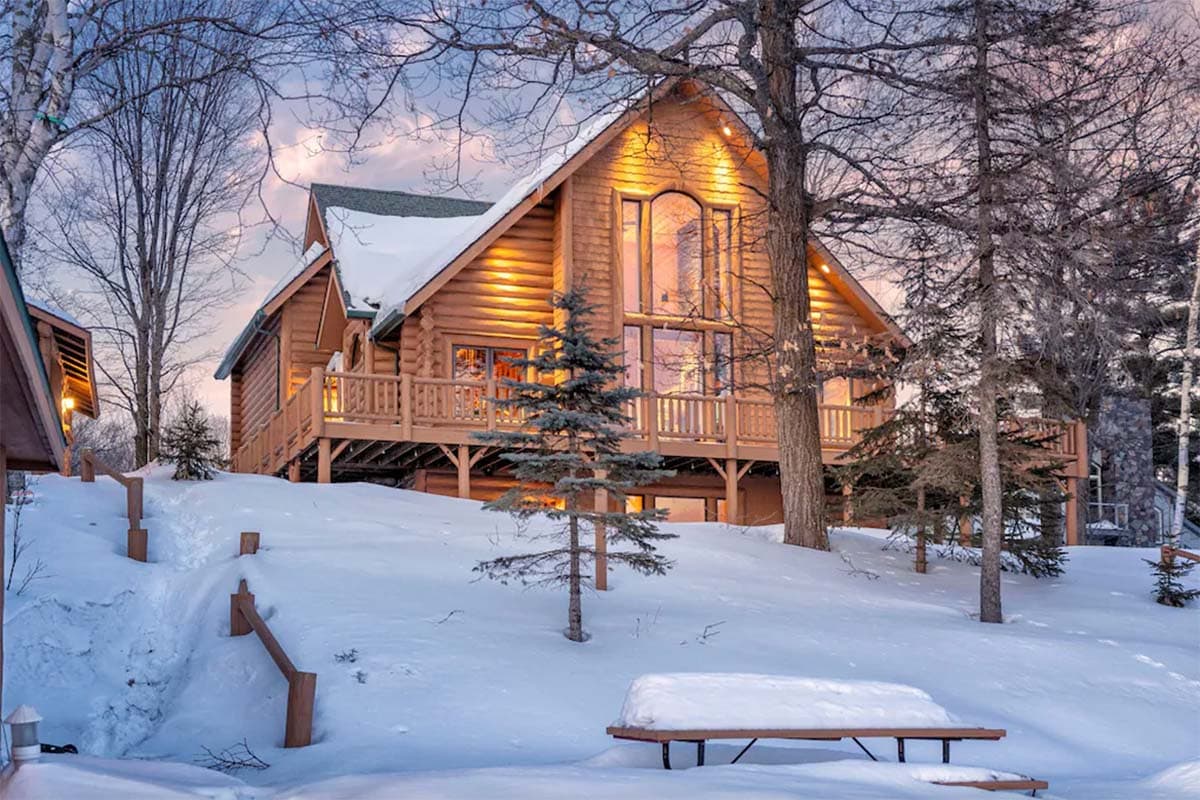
(240, 531, 260, 556)
(230, 580, 254, 637)
(80, 449, 95, 483)
(486, 379, 497, 430)
(400, 373, 413, 440)
(127, 477, 143, 529)
(285, 671, 317, 748)
(725, 393, 737, 457)
(127, 528, 148, 563)
(311, 367, 325, 437)
(648, 395, 659, 450)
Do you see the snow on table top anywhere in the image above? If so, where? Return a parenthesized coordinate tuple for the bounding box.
(613, 673, 963, 731)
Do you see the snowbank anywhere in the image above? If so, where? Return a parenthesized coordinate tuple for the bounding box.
(613, 673, 959, 730)
(0, 755, 247, 800)
(3, 470, 1197, 799)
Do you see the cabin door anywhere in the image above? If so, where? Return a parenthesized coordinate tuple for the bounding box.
(452, 344, 527, 422)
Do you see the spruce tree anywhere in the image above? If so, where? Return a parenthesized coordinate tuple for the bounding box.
(473, 289, 675, 642)
(159, 400, 224, 481)
(1148, 552, 1200, 608)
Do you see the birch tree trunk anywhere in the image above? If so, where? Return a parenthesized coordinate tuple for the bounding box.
(972, 0, 1005, 623)
(1171, 252, 1200, 546)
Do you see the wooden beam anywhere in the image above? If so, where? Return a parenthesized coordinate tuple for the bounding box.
(1064, 477, 1079, 546)
(724, 457, 739, 526)
(457, 444, 471, 499)
(287, 460, 300, 483)
(240, 532, 261, 556)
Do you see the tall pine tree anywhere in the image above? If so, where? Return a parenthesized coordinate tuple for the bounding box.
(473, 289, 675, 642)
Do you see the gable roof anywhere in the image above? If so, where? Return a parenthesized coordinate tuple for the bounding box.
(213, 243, 330, 380)
(0, 231, 66, 468)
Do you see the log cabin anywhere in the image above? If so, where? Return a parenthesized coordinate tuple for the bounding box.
(216, 80, 1088, 531)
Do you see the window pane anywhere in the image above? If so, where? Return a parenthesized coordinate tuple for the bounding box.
(821, 377, 850, 405)
(713, 332, 732, 395)
(657, 496, 706, 522)
(653, 329, 704, 395)
(622, 200, 642, 312)
(453, 347, 488, 381)
(650, 193, 702, 316)
(623, 326, 642, 389)
(493, 349, 525, 383)
(712, 209, 733, 319)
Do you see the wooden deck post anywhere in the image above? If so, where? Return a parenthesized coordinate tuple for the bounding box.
(457, 444, 471, 499)
(287, 460, 300, 483)
(230, 580, 254, 637)
(1064, 477, 1079, 546)
(486, 379, 497, 430)
(724, 393, 737, 457)
(595, 470, 608, 591)
(285, 671, 317, 748)
(725, 458, 740, 526)
(958, 495, 972, 546)
(317, 438, 332, 484)
(80, 449, 94, 482)
(841, 483, 853, 525)
(127, 477, 143, 529)
(61, 445, 72, 477)
(240, 531, 261, 556)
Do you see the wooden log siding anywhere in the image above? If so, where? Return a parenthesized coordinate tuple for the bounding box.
(392, 202, 555, 379)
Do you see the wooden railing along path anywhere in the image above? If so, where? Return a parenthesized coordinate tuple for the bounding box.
(1162, 545, 1200, 564)
(79, 449, 147, 562)
(230, 531, 317, 748)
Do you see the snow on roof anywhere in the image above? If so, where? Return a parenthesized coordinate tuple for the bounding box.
(213, 242, 328, 380)
(613, 673, 961, 731)
(324, 208, 485, 314)
(25, 296, 82, 328)
(369, 100, 640, 337)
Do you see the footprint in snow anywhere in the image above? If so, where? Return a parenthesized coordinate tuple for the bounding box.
(1134, 654, 1165, 668)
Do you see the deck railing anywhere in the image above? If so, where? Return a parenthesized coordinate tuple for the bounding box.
(232, 369, 1080, 479)
(80, 449, 148, 561)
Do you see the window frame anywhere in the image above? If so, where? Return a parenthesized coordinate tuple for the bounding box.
(615, 187, 740, 400)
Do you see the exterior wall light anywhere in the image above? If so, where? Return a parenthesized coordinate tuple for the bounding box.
(721, 124, 733, 137)
(5, 705, 43, 762)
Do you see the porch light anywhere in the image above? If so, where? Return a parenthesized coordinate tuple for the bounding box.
(5, 705, 43, 762)
(819, 263, 831, 274)
(721, 123, 733, 137)
(61, 396, 75, 412)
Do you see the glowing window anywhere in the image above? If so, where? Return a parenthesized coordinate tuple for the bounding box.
(650, 192, 703, 316)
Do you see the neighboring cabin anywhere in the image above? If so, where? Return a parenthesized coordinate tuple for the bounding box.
(216, 81, 1087, 527)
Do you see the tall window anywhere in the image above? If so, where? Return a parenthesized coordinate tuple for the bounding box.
(621, 192, 735, 319)
(650, 193, 702, 316)
(623, 326, 643, 389)
(653, 329, 704, 395)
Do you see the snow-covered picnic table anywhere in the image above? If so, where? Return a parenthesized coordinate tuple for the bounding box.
(606, 673, 1045, 793)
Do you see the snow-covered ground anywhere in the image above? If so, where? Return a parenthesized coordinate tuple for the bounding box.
(3, 469, 1198, 798)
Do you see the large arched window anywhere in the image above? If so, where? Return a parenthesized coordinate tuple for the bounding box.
(621, 192, 734, 320)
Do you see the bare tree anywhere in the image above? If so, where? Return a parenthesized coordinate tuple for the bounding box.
(39, 1, 267, 465)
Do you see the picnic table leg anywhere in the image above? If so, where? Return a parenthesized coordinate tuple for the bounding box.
(897, 738, 906, 763)
(662, 742, 672, 770)
(942, 739, 950, 764)
(695, 740, 705, 767)
(851, 737, 878, 762)
(731, 738, 759, 765)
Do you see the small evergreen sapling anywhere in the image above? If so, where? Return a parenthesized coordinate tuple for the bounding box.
(159, 400, 224, 480)
(473, 289, 675, 642)
(1147, 551, 1200, 608)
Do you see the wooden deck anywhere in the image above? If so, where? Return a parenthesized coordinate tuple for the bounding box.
(231, 368, 1087, 483)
